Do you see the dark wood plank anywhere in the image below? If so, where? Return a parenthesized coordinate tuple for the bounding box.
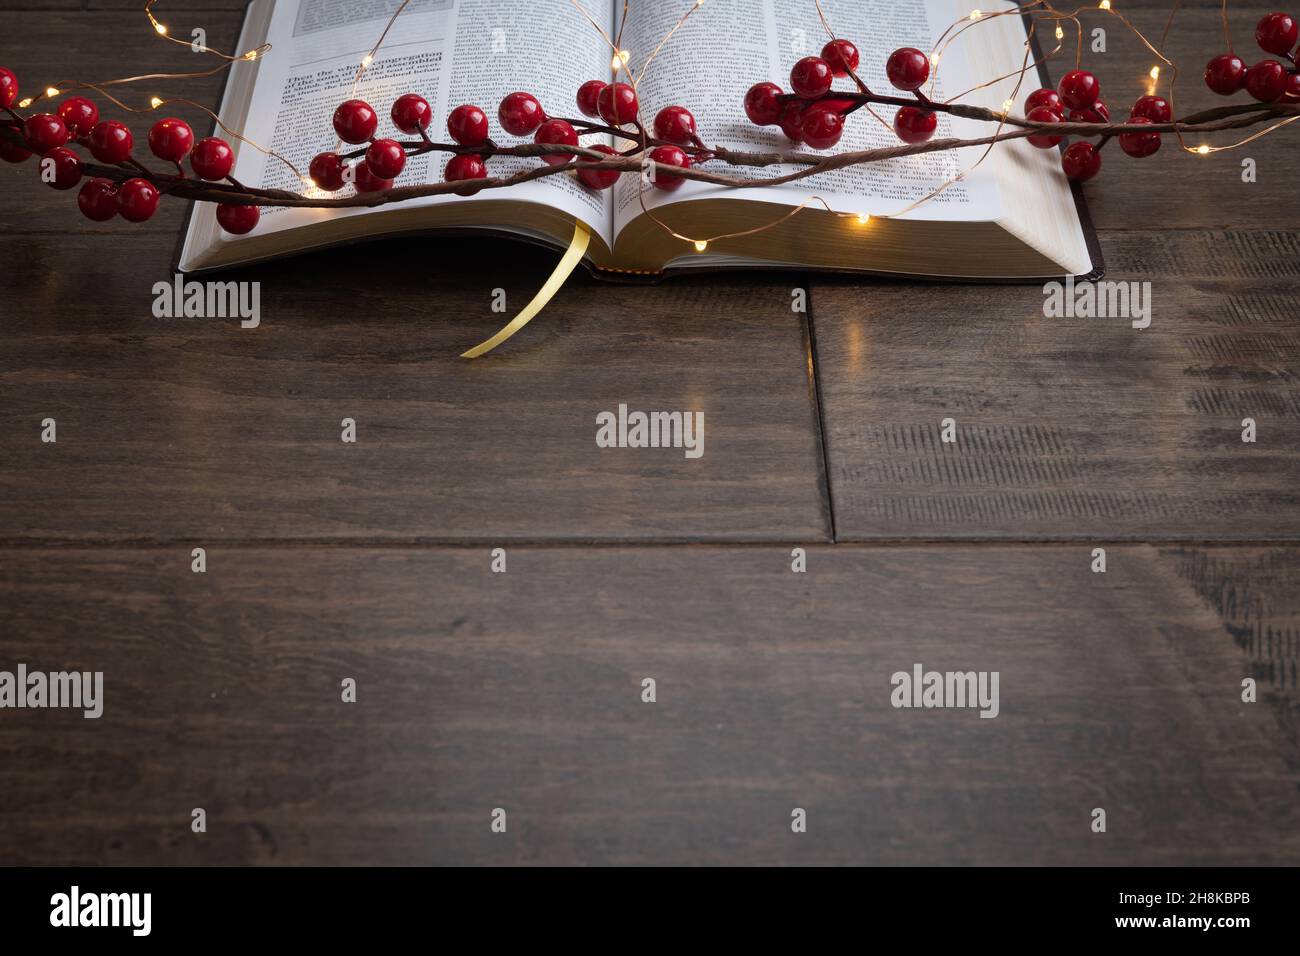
(812, 230, 1300, 540)
(0, 231, 830, 541)
(0, 544, 1296, 865)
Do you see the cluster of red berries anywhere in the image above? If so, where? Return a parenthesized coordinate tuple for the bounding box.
(1020, 68, 1168, 181)
(0, 68, 259, 233)
(1204, 12, 1300, 101)
(743, 40, 940, 148)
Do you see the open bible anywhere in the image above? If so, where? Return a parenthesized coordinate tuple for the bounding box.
(177, 0, 1102, 281)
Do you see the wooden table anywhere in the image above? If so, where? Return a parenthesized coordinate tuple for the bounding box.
(2, 0, 1298, 865)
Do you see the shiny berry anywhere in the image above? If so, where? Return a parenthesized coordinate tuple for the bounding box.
(577, 143, 620, 189)
(333, 99, 378, 144)
(577, 80, 606, 118)
(353, 160, 391, 193)
(1245, 60, 1288, 101)
(216, 203, 260, 235)
(744, 82, 784, 125)
(1255, 12, 1298, 56)
(0, 68, 16, 110)
(148, 117, 193, 162)
(777, 102, 805, 142)
(596, 83, 638, 126)
(190, 136, 234, 180)
(821, 39, 860, 77)
(0, 136, 32, 163)
(791, 56, 834, 97)
(534, 119, 578, 165)
(391, 93, 432, 135)
(1118, 116, 1161, 158)
(40, 146, 82, 189)
(654, 105, 696, 145)
(309, 151, 348, 191)
(1025, 88, 1064, 117)
(88, 120, 133, 163)
(801, 104, 844, 149)
(24, 113, 68, 152)
(444, 153, 487, 195)
(448, 104, 489, 146)
(1204, 54, 1248, 94)
(648, 145, 689, 191)
(1130, 95, 1171, 123)
(1058, 70, 1100, 110)
(116, 177, 160, 222)
(77, 177, 117, 220)
(886, 48, 930, 91)
(499, 92, 545, 135)
(1067, 101, 1110, 124)
(893, 105, 937, 144)
(57, 96, 98, 136)
(1025, 107, 1064, 148)
(365, 138, 406, 179)
(1061, 141, 1101, 181)
(1287, 71, 1300, 100)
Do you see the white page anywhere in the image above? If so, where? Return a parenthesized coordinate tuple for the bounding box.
(228, 0, 614, 245)
(614, 0, 1008, 234)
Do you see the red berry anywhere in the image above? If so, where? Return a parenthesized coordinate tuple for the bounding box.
(87, 120, 133, 164)
(800, 104, 844, 149)
(309, 151, 348, 191)
(0, 68, 16, 110)
(1118, 116, 1161, 158)
(0, 135, 32, 163)
(40, 146, 82, 189)
(534, 118, 578, 165)
(886, 48, 930, 92)
(216, 203, 260, 235)
(190, 136, 234, 180)
(499, 91, 545, 135)
(1067, 101, 1110, 124)
(648, 145, 689, 191)
(391, 93, 432, 135)
(577, 143, 620, 190)
(777, 102, 805, 142)
(448, 104, 489, 146)
(790, 56, 834, 98)
(148, 117, 193, 162)
(1255, 12, 1298, 56)
(577, 80, 607, 118)
(116, 177, 160, 222)
(1024, 88, 1064, 117)
(1130, 95, 1171, 123)
(365, 138, 406, 179)
(57, 96, 98, 137)
(444, 153, 487, 195)
(1025, 107, 1064, 148)
(893, 105, 937, 144)
(77, 177, 118, 220)
(653, 105, 697, 145)
(744, 82, 784, 125)
(821, 39, 860, 77)
(1287, 71, 1300, 100)
(333, 99, 378, 144)
(1245, 60, 1288, 101)
(353, 160, 392, 193)
(1061, 141, 1101, 181)
(24, 113, 68, 152)
(1058, 70, 1100, 110)
(596, 83, 638, 126)
(1204, 54, 1248, 94)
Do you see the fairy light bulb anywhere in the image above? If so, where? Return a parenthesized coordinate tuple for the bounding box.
(969, 9, 982, 19)
(1196, 144, 1210, 155)
(693, 240, 708, 252)
(1055, 26, 1065, 39)
(361, 54, 374, 67)
(1001, 98, 1014, 113)
(929, 52, 940, 67)
(155, 22, 169, 35)
(1149, 66, 1160, 80)
(17, 98, 32, 108)
(856, 213, 871, 225)
(45, 87, 59, 98)
(150, 96, 164, 109)
(1099, 0, 1111, 9)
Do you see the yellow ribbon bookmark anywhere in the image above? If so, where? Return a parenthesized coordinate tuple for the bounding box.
(460, 220, 592, 359)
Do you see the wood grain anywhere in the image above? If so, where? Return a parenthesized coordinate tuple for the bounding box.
(0, 544, 1295, 866)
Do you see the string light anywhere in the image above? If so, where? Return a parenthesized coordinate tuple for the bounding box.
(154, 22, 168, 35)
(611, 49, 630, 70)
(855, 213, 871, 225)
(16, 98, 31, 108)
(693, 240, 708, 252)
(1099, 0, 1111, 9)
(1149, 65, 1160, 80)
(45, 87, 60, 97)
(1196, 144, 1210, 154)
(1001, 98, 1014, 113)
(1055, 25, 1065, 39)
(969, 10, 982, 20)
(361, 54, 373, 67)
(149, 96, 164, 109)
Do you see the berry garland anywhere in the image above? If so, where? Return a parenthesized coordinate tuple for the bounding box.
(0, 3, 1297, 249)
